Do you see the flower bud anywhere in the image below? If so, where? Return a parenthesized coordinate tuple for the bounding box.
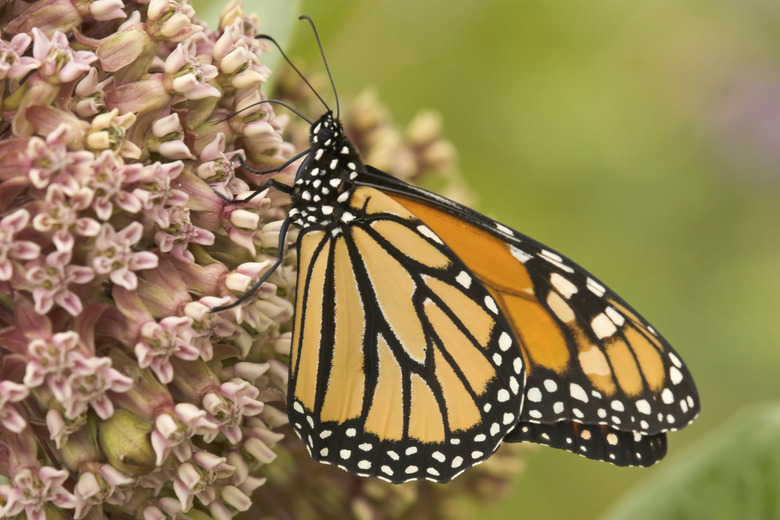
(99, 410, 155, 476)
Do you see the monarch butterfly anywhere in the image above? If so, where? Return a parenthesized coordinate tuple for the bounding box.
(216, 16, 700, 484)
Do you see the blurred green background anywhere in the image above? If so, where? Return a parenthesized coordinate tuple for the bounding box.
(199, 0, 780, 517)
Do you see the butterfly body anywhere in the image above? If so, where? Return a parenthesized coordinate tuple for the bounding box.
(265, 110, 698, 484)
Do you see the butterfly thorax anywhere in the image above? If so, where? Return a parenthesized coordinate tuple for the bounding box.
(289, 112, 365, 232)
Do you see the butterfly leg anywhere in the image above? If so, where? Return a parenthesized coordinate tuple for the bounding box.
(211, 216, 294, 312)
(234, 148, 310, 176)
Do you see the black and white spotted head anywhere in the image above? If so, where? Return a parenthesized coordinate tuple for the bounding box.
(288, 112, 366, 231)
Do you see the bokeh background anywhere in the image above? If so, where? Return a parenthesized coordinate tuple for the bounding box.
(197, 1, 780, 518)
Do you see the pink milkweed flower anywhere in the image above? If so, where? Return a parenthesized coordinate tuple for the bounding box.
(0, 381, 30, 433)
(32, 28, 97, 83)
(134, 316, 199, 384)
(92, 222, 158, 290)
(0, 209, 41, 281)
(60, 352, 133, 419)
(25, 249, 95, 316)
(32, 183, 100, 252)
(0, 32, 40, 80)
(3, 466, 76, 520)
(163, 39, 220, 101)
(202, 379, 264, 444)
(24, 330, 83, 390)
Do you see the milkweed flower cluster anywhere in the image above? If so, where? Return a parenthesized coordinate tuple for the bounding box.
(0, 1, 294, 518)
(0, 1, 522, 518)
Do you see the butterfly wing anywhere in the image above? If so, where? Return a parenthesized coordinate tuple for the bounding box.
(359, 166, 699, 466)
(288, 185, 525, 484)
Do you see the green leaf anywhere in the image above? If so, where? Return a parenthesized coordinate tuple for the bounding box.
(603, 404, 780, 520)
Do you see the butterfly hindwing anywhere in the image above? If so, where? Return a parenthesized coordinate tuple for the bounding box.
(288, 185, 525, 483)
(505, 421, 667, 466)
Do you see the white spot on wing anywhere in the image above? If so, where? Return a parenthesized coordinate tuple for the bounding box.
(605, 306, 625, 327)
(539, 249, 575, 273)
(591, 312, 617, 339)
(455, 271, 472, 288)
(670, 366, 683, 385)
(550, 272, 578, 299)
(495, 222, 514, 235)
(417, 225, 443, 244)
(636, 399, 652, 415)
(586, 277, 606, 297)
(509, 245, 532, 263)
(527, 387, 542, 402)
(569, 383, 588, 403)
(498, 332, 512, 351)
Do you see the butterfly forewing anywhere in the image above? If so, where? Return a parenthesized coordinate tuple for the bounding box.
(288, 136, 525, 482)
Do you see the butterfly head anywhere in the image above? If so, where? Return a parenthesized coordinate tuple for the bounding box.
(310, 111, 341, 144)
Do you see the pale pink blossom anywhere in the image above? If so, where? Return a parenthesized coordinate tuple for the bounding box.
(60, 353, 133, 419)
(151, 403, 219, 465)
(86, 108, 141, 159)
(25, 124, 94, 193)
(0, 32, 40, 80)
(164, 39, 220, 100)
(25, 249, 95, 316)
(88, 0, 127, 21)
(24, 331, 83, 389)
(132, 161, 188, 228)
(135, 316, 199, 384)
(0, 209, 40, 281)
(202, 379, 264, 444)
(173, 451, 234, 510)
(0, 381, 30, 433)
(73, 465, 134, 519)
(3, 466, 76, 520)
(155, 206, 215, 263)
(184, 297, 238, 361)
(32, 184, 100, 251)
(46, 409, 88, 449)
(81, 151, 144, 220)
(32, 28, 97, 83)
(196, 133, 245, 195)
(73, 68, 110, 117)
(93, 222, 159, 290)
(146, 0, 202, 42)
(212, 19, 270, 89)
(151, 113, 193, 159)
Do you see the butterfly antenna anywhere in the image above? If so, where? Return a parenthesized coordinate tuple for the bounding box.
(298, 14, 340, 118)
(215, 99, 313, 125)
(256, 33, 330, 114)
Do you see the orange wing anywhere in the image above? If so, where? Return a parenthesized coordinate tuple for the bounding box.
(386, 190, 698, 465)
